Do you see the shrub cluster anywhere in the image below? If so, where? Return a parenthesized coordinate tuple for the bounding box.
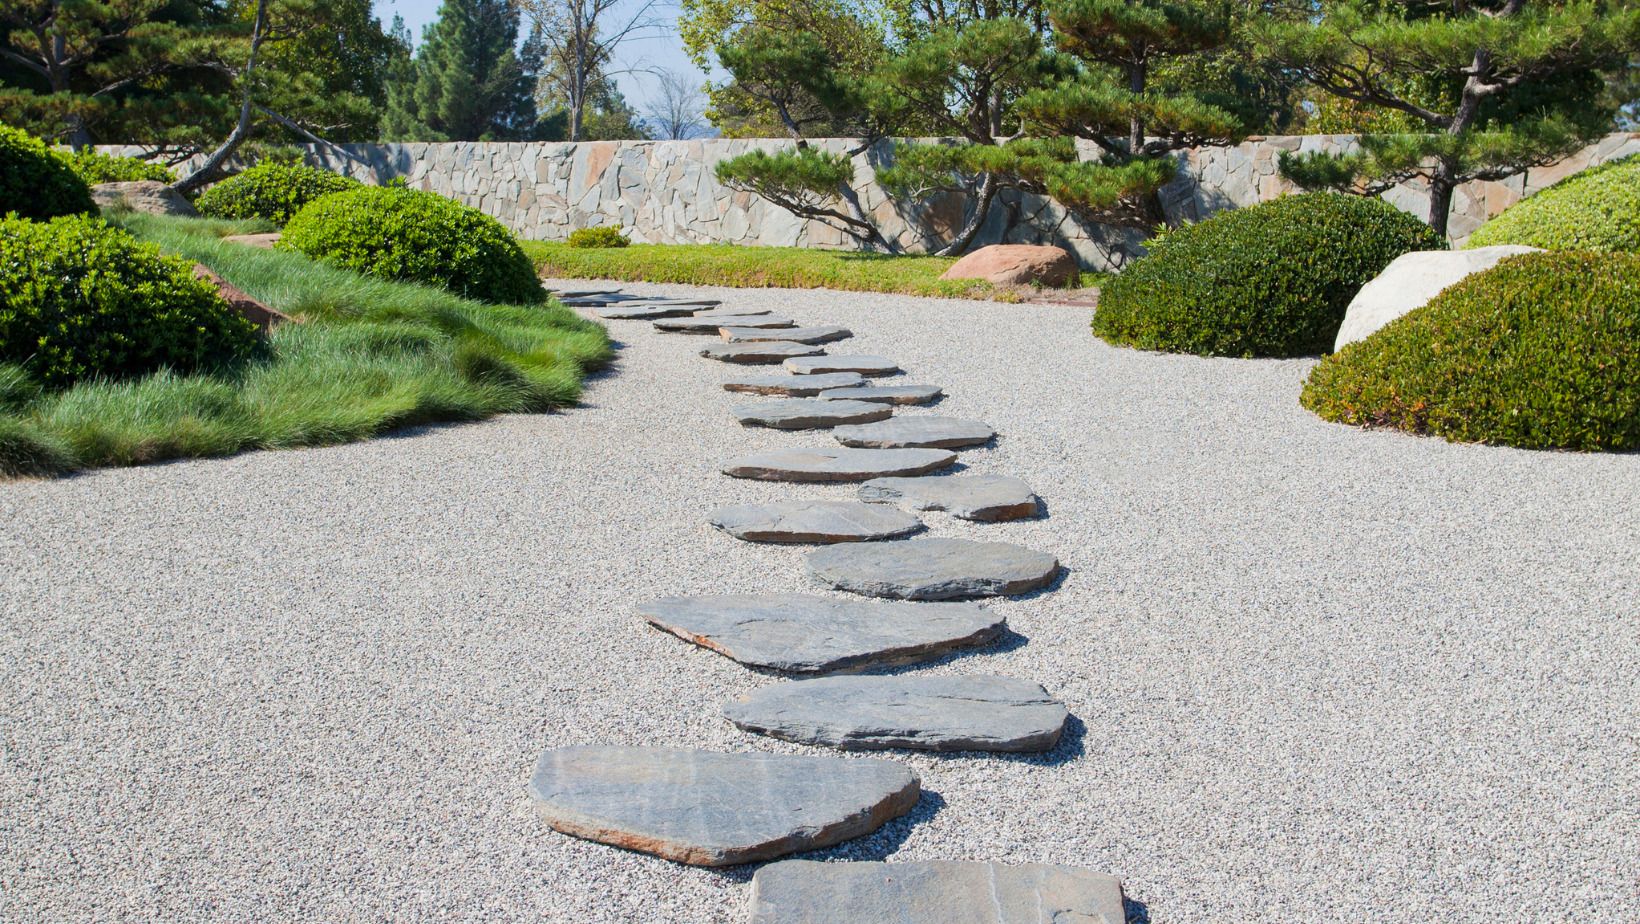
(1094, 193, 1446, 357)
(195, 161, 361, 226)
(280, 186, 545, 304)
(0, 215, 264, 387)
(1466, 155, 1640, 253)
(0, 123, 95, 220)
(1300, 251, 1640, 451)
(59, 149, 175, 185)
(567, 226, 631, 248)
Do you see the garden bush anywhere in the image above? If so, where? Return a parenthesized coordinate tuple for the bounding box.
(567, 226, 631, 248)
(195, 161, 361, 225)
(0, 215, 264, 387)
(279, 186, 545, 304)
(1300, 251, 1640, 451)
(1093, 193, 1446, 357)
(1466, 155, 1640, 253)
(58, 148, 174, 185)
(0, 123, 95, 220)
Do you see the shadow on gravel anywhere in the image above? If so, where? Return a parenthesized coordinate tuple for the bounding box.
(706, 790, 949, 884)
(1125, 897, 1152, 923)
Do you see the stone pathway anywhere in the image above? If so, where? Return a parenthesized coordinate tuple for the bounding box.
(731, 398, 891, 430)
(659, 314, 795, 332)
(748, 860, 1128, 924)
(807, 538, 1060, 600)
(860, 474, 1041, 522)
(721, 447, 958, 481)
(833, 416, 997, 449)
(721, 325, 853, 345)
(709, 500, 925, 543)
(784, 354, 902, 376)
(724, 372, 865, 396)
(817, 383, 943, 405)
(701, 342, 825, 364)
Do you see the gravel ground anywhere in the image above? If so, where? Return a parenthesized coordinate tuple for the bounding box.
(2, 280, 1636, 923)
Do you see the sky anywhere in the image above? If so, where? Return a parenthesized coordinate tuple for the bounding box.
(370, 0, 707, 121)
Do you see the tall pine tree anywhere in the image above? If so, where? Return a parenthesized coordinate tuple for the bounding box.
(380, 0, 539, 141)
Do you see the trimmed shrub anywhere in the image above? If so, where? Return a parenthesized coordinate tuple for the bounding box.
(195, 161, 361, 226)
(59, 149, 175, 185)
(567, 226, 631, 248)
(1466, 155, 1640, 253)
(279, 186, 545, 304)
(1300, 251, 1640, 451)
(1094, 193, 1446, 357)
(0, 215, 264, 387)
(0, 123, 95, 220)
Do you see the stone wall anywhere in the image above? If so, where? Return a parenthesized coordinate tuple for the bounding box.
(120, 133, 1639, 270)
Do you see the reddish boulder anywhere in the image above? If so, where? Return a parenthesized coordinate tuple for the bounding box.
(192, 265, 295, 333)
(939, 244, 1079, 288)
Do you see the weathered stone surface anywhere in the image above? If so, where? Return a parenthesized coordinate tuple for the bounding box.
(724, 372, 864, 396)
(733, 398, 892, 430)
(92, 180, 196, 217)
(722, 447, 957, 482)
(637, 593, 1005, 672)
(807, 538, 1060, 600)
(860, 474, 1040, 522)
(191, 265, 294, 332)
(724, 675, 1069, 751)
(710, 500, 924, 543)
(785, 355, 901, 377)
(692, 307, 772, 318)
(222, 232, 281, 249)
(528, 746, 920, 867)
(721, 325, 853, 345)
(818, 384, 942, 405)
(593, 303, 706, 320)
(833, 417, 996, 449)
(748, 860, 1127, 924)
(658, 315, 794, 333)
(1334, 246, 1543, 350)
(702, 342, 826, 364)
(938, 244, 1079, 287)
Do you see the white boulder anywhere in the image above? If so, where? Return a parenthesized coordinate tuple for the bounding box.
(1334, 246, 1542, 351)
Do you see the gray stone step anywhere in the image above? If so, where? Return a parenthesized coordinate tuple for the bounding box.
(722, 325, 852, 345)
(724, 675, 1069, 751)
(817, 384, 943, 405)
(724, 372, 866, 396)
(658, 315, 795, 332)
(529, 746, 919, 867)
(733, 398, 892, 430)
(692, 308, 772, 318)
(591, 300, 727, 319)
(860, 474, 1041, 522)
(748, 860, 1127, 924)
(721, 447, 957, 482)
(637, 593, 1005, 673)
(784, 355, 901, 377)
(807, 538, 1060, 600)
(710, 500, 924, 543)
(702, 342, 826, 365)
(833, 416, 996, 449)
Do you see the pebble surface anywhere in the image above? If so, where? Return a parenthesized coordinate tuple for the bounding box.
(0, 277, 1634, 923)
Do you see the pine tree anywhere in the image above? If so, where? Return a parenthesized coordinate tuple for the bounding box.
(380, 0, 538, 142)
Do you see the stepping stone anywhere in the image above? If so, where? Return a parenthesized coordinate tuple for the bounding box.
(785, 355, 900, 377)
(722, 447, 957, 482)
(818, 384, 942, 405)
(528, 746, 919, 867)
(724, 372, 865, 396)
(721, 325, 853, 345)
(658, 315, 794, 333)
(748, 860, 1127, 924)
(860, 474, 1040, 522)
(834, 416, 996, 449)
(807, 538, 1059, 600)
(724, 675, 1070, 752)
(222, 232, 281, 248)
(692, 307, 772, 318)
(702, 342, 826, 365)
(638, 593, 1006, 673)
(594, 303, 703, 320)
(710, 500, 924, 543)
(551, 288, 621, 298)
(733, 398, 892, 430)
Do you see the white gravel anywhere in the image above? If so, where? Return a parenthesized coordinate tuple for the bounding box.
(2, 279, 1636, 923)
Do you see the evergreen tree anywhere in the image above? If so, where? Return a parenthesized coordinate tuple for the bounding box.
(380, 0, 538, 141)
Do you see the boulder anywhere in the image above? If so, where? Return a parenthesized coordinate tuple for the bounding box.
(192, 265, 294, 332)
(938, 244, 1078, 288)
(1334, 246, 1542, 351)
(91, 181, 196, 218)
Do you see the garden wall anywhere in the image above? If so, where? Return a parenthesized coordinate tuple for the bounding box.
(120, 132, 1639, 270)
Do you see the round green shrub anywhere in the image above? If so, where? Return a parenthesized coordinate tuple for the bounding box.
(0, 123, 95, 220)
(1300, 251, 1640, 451)
(1466, 155, 1640, 253)
(1094, 193, 1447, 357)
(0, 215, 265, 388)
(279, 186, 545, 304)
(195, 161, 361, 226)
(58, 149, 175, 185)
(567, 226, 631, 248)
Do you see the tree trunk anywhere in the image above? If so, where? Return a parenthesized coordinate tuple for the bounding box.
(933, 171, 999, 256)
(1427, 165, 1456, 238)
(1127, 61, 1146, 155)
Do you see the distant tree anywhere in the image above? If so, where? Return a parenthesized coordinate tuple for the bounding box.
(645, 69, 707, 140)
(243, 0, 402, 141)
(515, 0, 661, 141)
(381, 0, 538, 141)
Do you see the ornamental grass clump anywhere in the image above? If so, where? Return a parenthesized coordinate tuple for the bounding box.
(1093, 193, 1446, 357)
(1300, 251, 1640, 452)
(0, 123, 95, 220)
(566, 226, 631, 248)
(1466, 155, 1640, 254)
(195, 161, 361, 226)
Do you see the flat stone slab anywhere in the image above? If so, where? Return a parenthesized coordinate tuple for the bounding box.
(860, 474, 1040, 522)
(710, 500, 924, 543)
(748, 860, 1126, 924)
(724, 675, 1069, 751)
(785, 355, 901, 377)
(701, 342, 826, 365)
(528, 746, 919, 867)
(692, 307, 772, 318)
(733, 398, 892, 430)
(658, 315, 794, 333)
(721, 325, 853, 345)
(818, 384, 942, 405)
(724, 372, 865, 396)
(807, 538, 1060, 600)
(637, 593, 1005, 673)
(722, 447, 957, 482)
(593, 303, 703, 320)
(834, 416, 996, 449)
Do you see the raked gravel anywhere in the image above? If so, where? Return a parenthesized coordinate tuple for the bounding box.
(1, 278, 1636, 923)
